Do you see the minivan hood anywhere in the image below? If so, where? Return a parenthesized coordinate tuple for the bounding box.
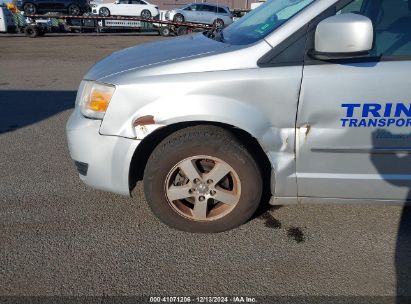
(85, 34, 229, 81)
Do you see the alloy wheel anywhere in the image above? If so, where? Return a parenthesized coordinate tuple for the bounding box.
(24, 3, 36, 14)
(165, 156, 241, 221)
(69, 5, 80, 16)
(99, 7, 109, 17)
(141, 10, 151, 19)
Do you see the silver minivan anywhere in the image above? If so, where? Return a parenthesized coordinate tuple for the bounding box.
(67, 0, 411, 233)
(165, 3, 233, 27)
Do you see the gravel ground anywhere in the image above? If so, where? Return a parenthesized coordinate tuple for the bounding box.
(0, 33, 410, 300)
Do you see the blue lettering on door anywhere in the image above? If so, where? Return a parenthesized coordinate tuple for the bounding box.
(341, 103, 411, 127)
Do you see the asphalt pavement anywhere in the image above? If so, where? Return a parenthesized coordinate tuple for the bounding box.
(0, 33, 410, 300)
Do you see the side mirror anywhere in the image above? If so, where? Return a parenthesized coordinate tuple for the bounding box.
(310, 13, 374, 60)
(114, 0, 119, 4)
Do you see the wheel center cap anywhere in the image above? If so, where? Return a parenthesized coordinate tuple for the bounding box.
(196, 183, 209, 195)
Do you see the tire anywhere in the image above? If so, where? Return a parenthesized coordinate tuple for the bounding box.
(175, 26, 188, 36)
(99, 7, 110, 17)
(214, 18, 224, 28)
(68, 4, 81, 16)
(143, 126, 263, 233)
(24, 25, 39, 38)
(23, 2, 36, 14)
(141, 9, 151, 19)
(173, 13, 184, 23)
(159, 26, 170, 37)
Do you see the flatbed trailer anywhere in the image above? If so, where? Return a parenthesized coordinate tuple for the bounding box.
(20, 13, 213, 38)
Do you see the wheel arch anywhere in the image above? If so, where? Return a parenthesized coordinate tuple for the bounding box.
(129, 121, 273, 199)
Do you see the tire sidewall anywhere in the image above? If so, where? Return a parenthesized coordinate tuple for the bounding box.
(68, 4, 80, 16)
(144, 128, 262, 233)
(24, 3, 36, 14)
(25, 25, 38, 38)
(141, 9, 151, 19)
(159, 27, 170, 36)
(176, 26, 187, 36)
(174, 13, 184, 22)
(99, 7, 109, 17)
(214, 18, 224, 28)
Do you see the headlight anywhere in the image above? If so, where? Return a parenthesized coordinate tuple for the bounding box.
(79, 81, 115, 119)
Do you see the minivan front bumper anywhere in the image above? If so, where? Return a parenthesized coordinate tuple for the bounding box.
(66, 108, 140, 196)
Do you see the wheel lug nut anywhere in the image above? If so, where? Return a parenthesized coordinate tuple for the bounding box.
(194, 178, 200, 184)
(199, 196, 205, 202)
(189, 188, 195, 194)
(210, 190, 216, 196)
(207, 179, 213, 184)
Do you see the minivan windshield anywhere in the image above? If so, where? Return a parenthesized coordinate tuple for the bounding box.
(221, 0, 316, 45)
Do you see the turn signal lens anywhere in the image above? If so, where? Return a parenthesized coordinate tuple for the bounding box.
(79, 81, 115, 119)
(88, 90, 111, 112)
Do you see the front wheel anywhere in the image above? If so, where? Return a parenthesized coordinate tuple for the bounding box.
(173, 13, 184, 23)
(99, 7, 110, 17)
(141, 9, 151, 19)
(214, 18, 224, 28)
(175, 26, 187, 36)
(143, 126, 262, 233)
(159, 26, 170, 36)
(23, 2, 36, 14)
(24, 25, 39, 38)
(68, 4, 81, 16)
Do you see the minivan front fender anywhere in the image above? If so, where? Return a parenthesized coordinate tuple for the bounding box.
(124, 96, 297, 202)
(132, 95, 272, 140)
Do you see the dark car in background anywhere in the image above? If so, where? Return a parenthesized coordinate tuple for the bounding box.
(16, 0, 90, 15)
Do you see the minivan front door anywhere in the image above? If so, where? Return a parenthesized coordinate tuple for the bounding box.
(296, 0, 411, 202)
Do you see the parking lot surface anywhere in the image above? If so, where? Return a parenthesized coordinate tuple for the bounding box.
(0, 34, 410, 298)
